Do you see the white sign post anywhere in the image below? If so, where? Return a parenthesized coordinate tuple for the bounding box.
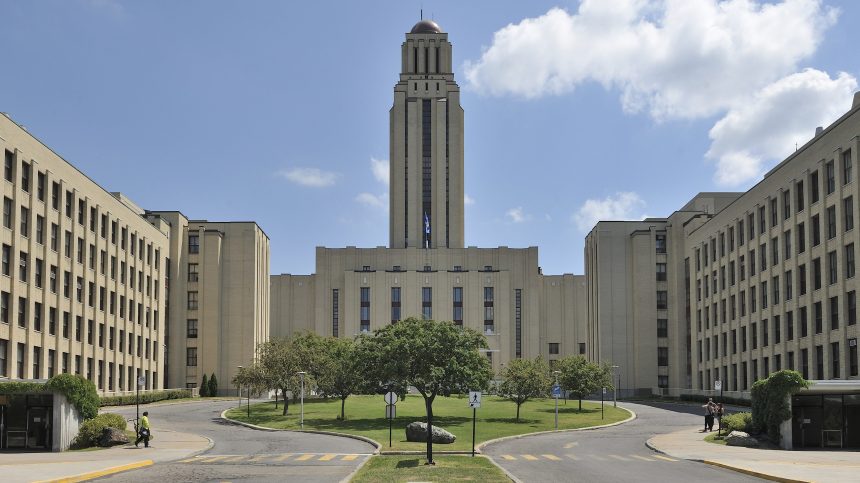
(714, 380, 722, 391)
(384, 391, 397, 447)
(468, 391, 482, 457)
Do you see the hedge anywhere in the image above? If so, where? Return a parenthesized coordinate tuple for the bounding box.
(0, 374, 99, 420)
(721, 411, 753, 433)
(100, 389, 192, 406)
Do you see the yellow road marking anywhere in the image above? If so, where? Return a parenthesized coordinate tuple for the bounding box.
(632, 455, 655, 461)
(565, 453, 579, 460)
(178, 457, 197, 463)
(249, 455, 269, 462)
(563, 442, 579, 449)
(609, 454, 630, 461)
(342, 454, 359, 461)
(31, 460, 153, 483)
(319, 454, 337, 461)
(274, 453, 294, 461)
(500, 455, 516, 460)
(295, 454, 315, 461)
(521, 454, 539, 461)
(542, 454, 562, 461)
(653, 455, 678, 462)
(198, 456, 230, 463)
(222, 455, 246, 463)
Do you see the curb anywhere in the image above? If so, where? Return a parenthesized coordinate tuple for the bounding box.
(32, 460, 154, 483)
(475, 405, 636, 452)
(645, 437, 811, 483)
(702, 460, 812, 483)
(483, 454, 524, 483)
(219, 408, 383, 454)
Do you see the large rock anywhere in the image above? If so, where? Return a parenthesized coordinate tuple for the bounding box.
(99, 427, 130, 447)
(725, 430, 759, 447)
(405, 422, 456, 444)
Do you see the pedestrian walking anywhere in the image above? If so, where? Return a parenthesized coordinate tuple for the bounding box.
(135, 411, 151, 448)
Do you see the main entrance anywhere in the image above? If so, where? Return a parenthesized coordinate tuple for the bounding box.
(0, 394, 53, 451)
(792, 393, 860, 449)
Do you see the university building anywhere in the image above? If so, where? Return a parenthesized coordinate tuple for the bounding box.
(270, 20, 589, 375)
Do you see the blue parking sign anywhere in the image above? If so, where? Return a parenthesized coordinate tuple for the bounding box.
(552, 384, 561, 397)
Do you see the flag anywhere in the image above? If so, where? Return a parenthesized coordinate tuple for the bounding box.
(424, 212, 430, 234)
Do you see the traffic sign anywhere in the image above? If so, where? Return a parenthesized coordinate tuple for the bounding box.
(385, 404, 396, 419)
(137, 376, 146, 388)
(552, 384, 561, 397)
(714, 380, 722, 391)
(602, 387, 607, 394)
(469, 391, 482, 408)
(384, 391, 398, 405)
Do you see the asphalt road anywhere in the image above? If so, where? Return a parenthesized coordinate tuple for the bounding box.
(96, 399, 375, 483)
(483, 400, 762, 483)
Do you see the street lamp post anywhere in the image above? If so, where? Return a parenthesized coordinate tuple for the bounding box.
(611, 365, 620, 408)
(552, 370, 561, 431)
(297, 371, 306, 429)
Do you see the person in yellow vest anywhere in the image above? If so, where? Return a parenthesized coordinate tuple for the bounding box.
(135, 411, 151, 448)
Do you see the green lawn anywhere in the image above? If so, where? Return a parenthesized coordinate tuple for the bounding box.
(225, 394, 630, 451)
(352, 455, 509, 482)
(704, 432, 728, 445)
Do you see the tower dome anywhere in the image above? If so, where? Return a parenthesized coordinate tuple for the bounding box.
(410, 19, 442, 34)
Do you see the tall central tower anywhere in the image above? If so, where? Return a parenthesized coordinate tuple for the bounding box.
(389, 19, 464, 249)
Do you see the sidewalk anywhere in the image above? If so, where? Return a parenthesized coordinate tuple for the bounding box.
(0, 427, 212, 483)
(648, 426, 860, 483)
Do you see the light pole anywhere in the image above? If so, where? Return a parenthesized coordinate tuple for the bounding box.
(552, 370, 561, 431)
(297, 371, 306, 429)
(611, 365, 620, 408)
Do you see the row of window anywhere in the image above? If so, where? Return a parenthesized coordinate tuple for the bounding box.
(699, 339, 858, 391)
(695, 151, 853, 270)
(0, 338, 158, 390)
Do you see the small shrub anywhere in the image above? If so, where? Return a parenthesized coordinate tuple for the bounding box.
(200, 375, 209, 397)
(72, 413, 128, 448)
(208, 374, 218, 397)
(721, 411, 753, 433)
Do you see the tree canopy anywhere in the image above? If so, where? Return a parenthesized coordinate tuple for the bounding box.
(497, 357, 551, 421)
(557, 356, 614, 410)
(360, 317, 492, 464)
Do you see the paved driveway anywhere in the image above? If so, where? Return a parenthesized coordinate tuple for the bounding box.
(483, 401, 762, 483)
(97, 400, 375, 482)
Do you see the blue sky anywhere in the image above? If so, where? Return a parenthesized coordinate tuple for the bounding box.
(2, 0, 858, 276)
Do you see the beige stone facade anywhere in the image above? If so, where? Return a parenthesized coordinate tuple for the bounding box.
(688, 95, 860, 395)
(147, 212, 270, 395)
(0, 113, 167, 392)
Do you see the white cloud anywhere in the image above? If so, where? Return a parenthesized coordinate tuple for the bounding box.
(572, 192, 645, 231)
(277, 167, 338, 187)
(464, 194, 475, 206)
(371, 157, 389, 185)
(708, 69, 857, 186)
(355, 192, 388, 210)
(506, 207, 530, 223)
(464, 0, 838, 120)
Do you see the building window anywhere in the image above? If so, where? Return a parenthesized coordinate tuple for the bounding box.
(843, 149, 853, 184)
(515, 289, 522, 357)
(452, 287, 462, 326)
(656, 263, 667, 281)
(578, 343, 586, 355)
(186, 348, 198, 367)
(848, 291, 857, 326)
(188, 263, 198, 282)
(332, 289, 339, 337)
(657, 318, 668, 338)
(655, 234, 666, 254)
(656, 291, 668, 309)
(391, 287, 401, 323)
(3, 150, 12, 182)
(188, 234, 199, 254)
(483, 287, 494, 334)
(187, 291, 198, 310)
(850, 338, 858, 377)
(814, 301, 823, 334)
(658, 347, 669, 366)
(826, 160, 836, 194)
(187, 319, 198, 338)
(549, 343, 559, 355)
(420, 286, 432, 320)
(812, 214, 821, 246)
(360, 287, 371, 332)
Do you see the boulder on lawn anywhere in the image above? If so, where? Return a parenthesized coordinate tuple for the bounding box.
(99, 427, 130, 447)
(405, 422, 456, 444)
(725, 430, 759, 447)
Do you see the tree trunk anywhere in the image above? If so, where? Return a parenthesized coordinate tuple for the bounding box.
(578, 398, 582, 411)
(282, 388, 290, 416)
(516, 401, 521, 421)
(274, 390, 278, 409)
(424, 396, 435, 465)
(341, 395, 347, 420)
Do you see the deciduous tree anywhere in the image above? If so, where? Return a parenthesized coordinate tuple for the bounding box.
(498, 357, 551, 421)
